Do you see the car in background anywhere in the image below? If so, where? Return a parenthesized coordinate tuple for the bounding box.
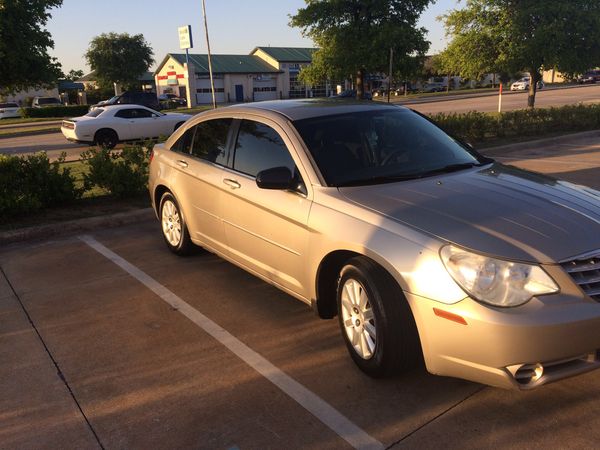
(159, 93, 187, 106)
(148, 99, 600, 390)
(32, 97, 62, 108)
(578, 70, 600, 84)
(421, 82, 446, 93)
(61, 104, 192, 149)
(510, 77, 544, 91)
(0, 102, 21, 119)
(90, 91, 161, 112)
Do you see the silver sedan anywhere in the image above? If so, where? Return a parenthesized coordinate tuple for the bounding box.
(148, 99, 600, 390)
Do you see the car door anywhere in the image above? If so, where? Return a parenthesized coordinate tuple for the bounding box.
(220, 118, 312, 296)
(127, 108, 160, 139)
(112, 108, 135, 140)
(167, 118, 233, 255)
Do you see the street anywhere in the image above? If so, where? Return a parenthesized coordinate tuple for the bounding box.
(2, 134, 600, 449)
(1, 85, 600, 162)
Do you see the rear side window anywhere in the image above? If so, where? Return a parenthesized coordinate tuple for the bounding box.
(232, 120, 295, 177)
(171, 128, 195, 154)
(189, 118, 232, 165)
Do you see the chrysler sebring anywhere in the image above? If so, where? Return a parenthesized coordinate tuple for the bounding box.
(148, 99, 600, 389)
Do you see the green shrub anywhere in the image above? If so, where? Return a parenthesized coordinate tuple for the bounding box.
(431, 104, 600, 144)
(20, 105, 89, 118)
(81, 145, 151, 198)
(0, 153, 82, 216)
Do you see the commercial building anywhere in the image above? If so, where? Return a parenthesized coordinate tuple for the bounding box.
(154, 47, 333, 106)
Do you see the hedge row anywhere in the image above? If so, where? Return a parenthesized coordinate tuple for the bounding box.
(431, 104, 600, 144)
(20, 105, 89, 118)
(0, 146, 151, 217)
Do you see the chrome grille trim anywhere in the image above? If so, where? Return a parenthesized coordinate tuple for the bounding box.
(561, 249, 600, 302)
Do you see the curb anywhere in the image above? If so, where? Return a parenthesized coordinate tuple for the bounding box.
(481, 129, 600, 156)
(0, 207, 155, 246)
(0, 128, 60, 140)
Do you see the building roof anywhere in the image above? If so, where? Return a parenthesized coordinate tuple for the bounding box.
(252, 47, 316, 63)
(167, 54, 282, 74)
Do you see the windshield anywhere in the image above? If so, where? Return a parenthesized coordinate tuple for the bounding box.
(293, 108, 490, 187)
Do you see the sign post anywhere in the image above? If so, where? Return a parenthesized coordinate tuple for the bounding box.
(498, 82, 503, 113)
(178, 25, 193, 66)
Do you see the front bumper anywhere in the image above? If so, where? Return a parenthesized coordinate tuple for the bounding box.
(407, 290, 600, 390)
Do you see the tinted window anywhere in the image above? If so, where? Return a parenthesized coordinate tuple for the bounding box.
(0, 103, 18, 108)
(293, 109, 483, 186)
(172, 128, 195, 154)
(115, 109, 134, 119)
(233, 120, 295, 177)
(190, 119, 232, 165)
(132, 108, 154, 118)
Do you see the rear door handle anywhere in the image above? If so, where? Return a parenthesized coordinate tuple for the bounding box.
(223, 178, 241, 189)
(176, 160, 188, 168)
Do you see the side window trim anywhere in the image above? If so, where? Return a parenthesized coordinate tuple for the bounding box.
(227, 119, 241, 169)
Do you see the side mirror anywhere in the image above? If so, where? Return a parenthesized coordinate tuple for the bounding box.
(256, 166, 293, 190)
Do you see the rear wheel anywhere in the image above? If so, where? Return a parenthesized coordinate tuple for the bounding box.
(337, 256, 422, 377)
(159, 192, 194, 256)
(94, 129, 118, 149)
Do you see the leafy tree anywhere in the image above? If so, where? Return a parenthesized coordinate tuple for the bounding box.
(0, 0, 63, 95)
(442, 0, 600, 108)
(290, 0, 433, 99)
(85, 33, 154, 91)
(64, 69, 84, 81)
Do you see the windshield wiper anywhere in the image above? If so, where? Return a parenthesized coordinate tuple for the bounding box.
(416, 161, 491, 178)
(336, 173, 424, 187)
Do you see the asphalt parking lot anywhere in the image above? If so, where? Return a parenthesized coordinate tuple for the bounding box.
(2, 133, 600, 449)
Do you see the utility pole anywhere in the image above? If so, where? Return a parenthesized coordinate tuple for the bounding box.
(201, 0, 217, 109)
(387, 48, 393, 103)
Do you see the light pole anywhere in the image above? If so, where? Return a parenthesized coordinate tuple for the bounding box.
(201, 0, 217, 109)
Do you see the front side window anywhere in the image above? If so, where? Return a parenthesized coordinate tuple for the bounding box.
(132, 108, 154, 118)
(232, 120, 295, 177)
(189, 118, 232, 165)
(114, 109, 134, 119)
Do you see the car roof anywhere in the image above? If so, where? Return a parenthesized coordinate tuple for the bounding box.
(218, 98, 403, 121)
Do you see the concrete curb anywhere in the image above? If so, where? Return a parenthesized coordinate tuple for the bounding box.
(482, 129, 600, 156)
(0, 128, 60, 140)
(0, 207, 155, 246)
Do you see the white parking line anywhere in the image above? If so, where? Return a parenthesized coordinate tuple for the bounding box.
(79, 235, 383, 450)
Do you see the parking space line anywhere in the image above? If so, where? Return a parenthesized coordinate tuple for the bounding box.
(79, 235, 383, 450)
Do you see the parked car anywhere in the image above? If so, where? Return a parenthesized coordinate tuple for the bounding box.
(510, 77, 544, 91)
(159, 93, 187, 106)
(32, 97, 62, 108)
(61, 104, 192, 148)
(0, 102, 21, 119)
(148, 99, 600, 390)
(331, 89, 373, 100)
(578, 70, 600, 84)
(90, 91, 161, 112)
(421, 82, 446, 93)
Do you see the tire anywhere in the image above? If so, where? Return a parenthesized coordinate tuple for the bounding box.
(94, 129, 118, 149)
(336, 256, 422, 377)
(159, 192, 195, 256)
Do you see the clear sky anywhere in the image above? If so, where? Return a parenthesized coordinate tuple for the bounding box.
(46, 0, 459, 73)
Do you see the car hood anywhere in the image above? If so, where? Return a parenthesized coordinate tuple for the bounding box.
(339, 163, 600, 263)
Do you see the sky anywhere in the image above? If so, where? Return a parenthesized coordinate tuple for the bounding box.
(46, 0, 460, 73)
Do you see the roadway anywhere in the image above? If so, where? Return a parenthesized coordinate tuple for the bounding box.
(1, 84, 599, 161)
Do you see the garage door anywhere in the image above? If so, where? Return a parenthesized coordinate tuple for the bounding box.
(253, 79, 278, 102)
(196, 78, 225, 104)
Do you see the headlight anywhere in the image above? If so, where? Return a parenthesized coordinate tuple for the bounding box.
(440, 245, 559, 307)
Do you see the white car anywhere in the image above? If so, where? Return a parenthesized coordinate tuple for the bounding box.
(510, 77, 544, 91)
(0, 102, 21, 119)
(61, 104, 192, 148)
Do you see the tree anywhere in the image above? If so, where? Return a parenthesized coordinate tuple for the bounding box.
(85, 33, 154, 91)
(64, 69, 84, 81)
(0, 0, 63, 95)
(442, 0, 600, 108)
(290, 0, 433, 99)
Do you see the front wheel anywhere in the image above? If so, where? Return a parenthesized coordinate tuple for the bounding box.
(159, 192, 194, 256)
(337, 257, 422, 377)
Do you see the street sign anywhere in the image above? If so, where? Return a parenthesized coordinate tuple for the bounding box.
(178, 25, 193, 50)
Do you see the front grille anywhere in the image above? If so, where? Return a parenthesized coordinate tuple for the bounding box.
(561, 251, 600, 302)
